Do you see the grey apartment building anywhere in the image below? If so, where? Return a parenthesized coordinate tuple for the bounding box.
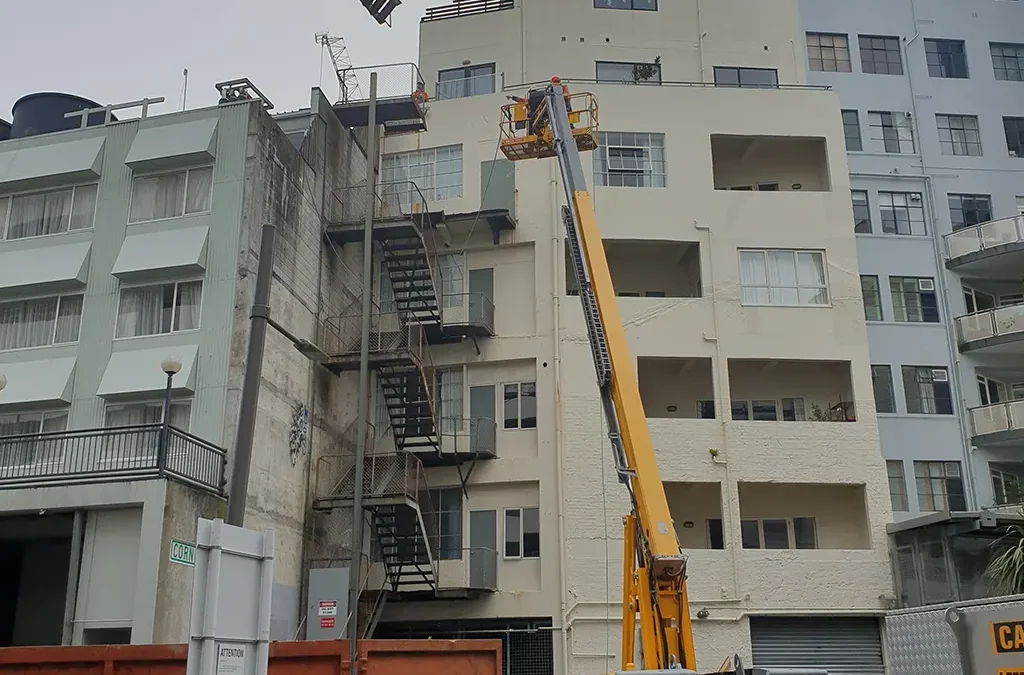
(0, 84, 367, 646)
(799, 0, 1024, 605)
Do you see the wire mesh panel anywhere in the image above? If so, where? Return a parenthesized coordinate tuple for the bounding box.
(338, 63, 425, 103)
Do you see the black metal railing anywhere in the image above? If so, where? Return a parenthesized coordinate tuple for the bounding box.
(422, 0, 514, 22)
(0, 424, 227, 494)
(502, 77, 832, 92)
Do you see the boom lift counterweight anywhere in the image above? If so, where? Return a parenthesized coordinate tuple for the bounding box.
(500, 79, 705, 674)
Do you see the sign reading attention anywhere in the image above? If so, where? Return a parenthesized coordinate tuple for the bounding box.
(170, 539, 196, 567)
(992, 620, 1024, 654)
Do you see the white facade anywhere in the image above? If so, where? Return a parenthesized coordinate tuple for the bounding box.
(370, 1, 895, 672)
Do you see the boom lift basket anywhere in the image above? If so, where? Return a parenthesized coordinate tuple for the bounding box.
(499, 87, 599, 161)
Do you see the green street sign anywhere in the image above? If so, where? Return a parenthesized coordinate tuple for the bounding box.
(170, 539, 196, 567)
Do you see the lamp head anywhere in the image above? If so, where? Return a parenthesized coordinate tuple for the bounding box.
(161, 358, 182, 376)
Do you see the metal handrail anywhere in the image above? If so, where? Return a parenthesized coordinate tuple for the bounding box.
(442, 292, 495, 333)
(336, 62, 426, 103)
(502, 77, 833, 92)
(0, 424, 226, 493)
(435, 72, 498, 100)
(422, 0, 514, 22)
(956, 304, 1024, 345)
(944, 214, 1024, 260)
(969, 400, 1024, 438)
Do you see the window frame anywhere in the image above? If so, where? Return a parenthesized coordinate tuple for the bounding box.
(104, 399, 193, 431)
(113, 279, 204, 340)
(948, 193, 993, 231)
(1003, 117, 1024, 157)
(594, 131, 666, 188)
(503, 506, 540, 559)
(842, 110, 863, 152)
(502, 381, 537, 430)
(807, 32, 852, 73)
(888, 460, 909, 511)
(0, 182, 99, 241)
(872, 365, 897, 414)
(914, 460, 966, 512)
(990, 42, 1024, 82)
(738, 249, 830, 308)
(596, 60, 663, 85)
(127, 166, 214, 225)
(868, 111, 916, 154)
(859, 34, 904, 75)
(861, 275, 883, 322)
(0, 409, 70, 468)
(902, 366, 954, 416)
(0, 292, 85, 352)
(991, 466, 1023, 506)
(436, 63, 497, 100)
(924, 38, 969, 79)
(593, 0, 657, 10)
(712, 66, 780, 89)
(852, 190, 872, 233)
(936, 114, 983, 157)
(426, 487, 464, 560)
(878, 191, 927, 236)
(889, 276, 940, 324)
(740, 517, 818, 550)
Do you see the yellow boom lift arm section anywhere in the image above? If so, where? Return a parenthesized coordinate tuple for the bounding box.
(499, 79, 698, 673)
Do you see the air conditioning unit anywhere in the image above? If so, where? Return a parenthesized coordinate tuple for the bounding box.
(918, 278, 935, 291)
(932, 369, 949, 382)
(910, 193, 922, 202)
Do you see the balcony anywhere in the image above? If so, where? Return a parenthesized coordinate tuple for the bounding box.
(711, 134, 831, 192)
(431, 416, 498, 466)
(728, 359, 856, 422)
(0, 424, 226, 493)
(326, 181, 442, 235)
(434, 292, 495, 340)
(567, 240, 703, 298)
(969, 400, 1024, 446)
(639, 357, 715, 419)
(318, 311, 428, 373)
(331, 63, 427, 134)
(422, 0, 514, 23)
(956, 304, 1024, 354)
(944, 215, 1024, 277)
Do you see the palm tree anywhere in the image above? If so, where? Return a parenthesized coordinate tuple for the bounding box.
(984, 510, 1024, 595)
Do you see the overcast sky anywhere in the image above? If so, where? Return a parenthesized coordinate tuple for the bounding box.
(0, 0, 436, 120)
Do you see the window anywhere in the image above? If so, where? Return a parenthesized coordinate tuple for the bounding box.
(978, 374, 1006, 406)
(730, 400, 779, 421)
(890, 277, 939, 323)
(781, 398, 806, 422)
(741, 518, 817, 549)
(707, 519, 725, 549)
(713, 67, 779, 89)
(594, 0, 657, 10)
(902, 366, 954, 415)
(435, 367, 464, 434)
(596, 60, 662, 85)
(504, 507, 540, 558)
(990, 42, 1024, 82)
(105, 401, 192, 429)
(1003, 117, 1024, 157)
(936, 115, 982, 156)
(381, 145, 463, 203)
(738, 249, 828, 306)
(852, 190, 871, 233)
(861, 275, 882, 321)
(948, 194, 992, 231)
(887, 461, 909, 511)
(859, 35, 903, 75)
(503, 382, 537, 429)
(872, 366, 896, 414)
(0, 410, 69, 467)
(842, 110, 862, 151)
(0, 294, 83, 351)
(436, 63, 495, 100)
(925, 39, 968, 79)
(868, 112, 915, 154)
(594, 132, 666, 188)
(115, 281, 202, 338)
(439, 252, 466, 309)
(807, 33, 852, 72)
(427, 488, 463, 559)
(878, 191, 926, 235)
(992, 467, 1023, 506)
(129, 167, 212, 223)
(1, 184, 97, 240)
(914, 461, 967, 511)
(696, 400, 715, 420)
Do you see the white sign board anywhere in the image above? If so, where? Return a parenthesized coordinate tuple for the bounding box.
(185, 518, 274, 675)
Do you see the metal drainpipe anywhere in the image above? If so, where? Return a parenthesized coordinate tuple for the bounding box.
(348, 72, 378, 662)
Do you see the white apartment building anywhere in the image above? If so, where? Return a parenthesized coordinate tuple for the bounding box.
(312, 1, 895, 673)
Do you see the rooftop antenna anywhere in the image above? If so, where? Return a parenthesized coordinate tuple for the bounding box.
(315, 32, 360, 103)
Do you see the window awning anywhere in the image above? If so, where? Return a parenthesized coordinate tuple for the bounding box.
(0, 357, 76, 406)
(111, 226, 209, 283)
(0, 137, 105, 191)
(0, 241, 90, 299)
(125, 118, 218, 173)
(97, 344, 199, 399)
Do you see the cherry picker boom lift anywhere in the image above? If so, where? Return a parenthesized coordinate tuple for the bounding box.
(499, 79, 741, 675)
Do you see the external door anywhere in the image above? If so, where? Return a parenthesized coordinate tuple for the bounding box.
(750, 616, 884, 675)
(469, 385, 496, 457)
(468, 268, 495, 327)
(469, 510, 497, 589)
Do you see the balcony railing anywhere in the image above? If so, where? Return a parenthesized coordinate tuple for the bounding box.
(328, 180, 432, 227)
(956, 304, 1024, 346)
(321, 311, 428, 364)
(435, 547, 498, 591)
(422, 0, 514, 23)
(944, 215, 1024, 261)
(435, 73, 497, 101)
(0, 424, 226, 493)
(970, 400, 1024, 438)
(437, 417, 497, 458)
(442, 293, 495, 333)
(336, 63, 425, 104)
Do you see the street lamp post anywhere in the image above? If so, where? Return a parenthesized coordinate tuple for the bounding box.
(159, 358, 182, 475)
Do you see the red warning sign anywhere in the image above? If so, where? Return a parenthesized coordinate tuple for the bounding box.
(320, 616, 335, 629)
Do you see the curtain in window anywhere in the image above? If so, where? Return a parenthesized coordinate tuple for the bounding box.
(8, 189, 71, 239)
(54, 296, 83, 344)
(174, 282, 202, 331)
(0, 298, 58, 350)
(185, 168, 214, 214)
(69, 185, 98, 230)
(130, 173, 186, 222)
(767, 251, 798, 305)
(796, 252, 827, 304)
(739, 251, 769, 304)
(438, 368, 464, 433)
(0, 412, 44, 467)
(117, 286, 164, 337)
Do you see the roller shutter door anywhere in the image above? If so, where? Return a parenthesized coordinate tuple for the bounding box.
(750, 616, 884, 675)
